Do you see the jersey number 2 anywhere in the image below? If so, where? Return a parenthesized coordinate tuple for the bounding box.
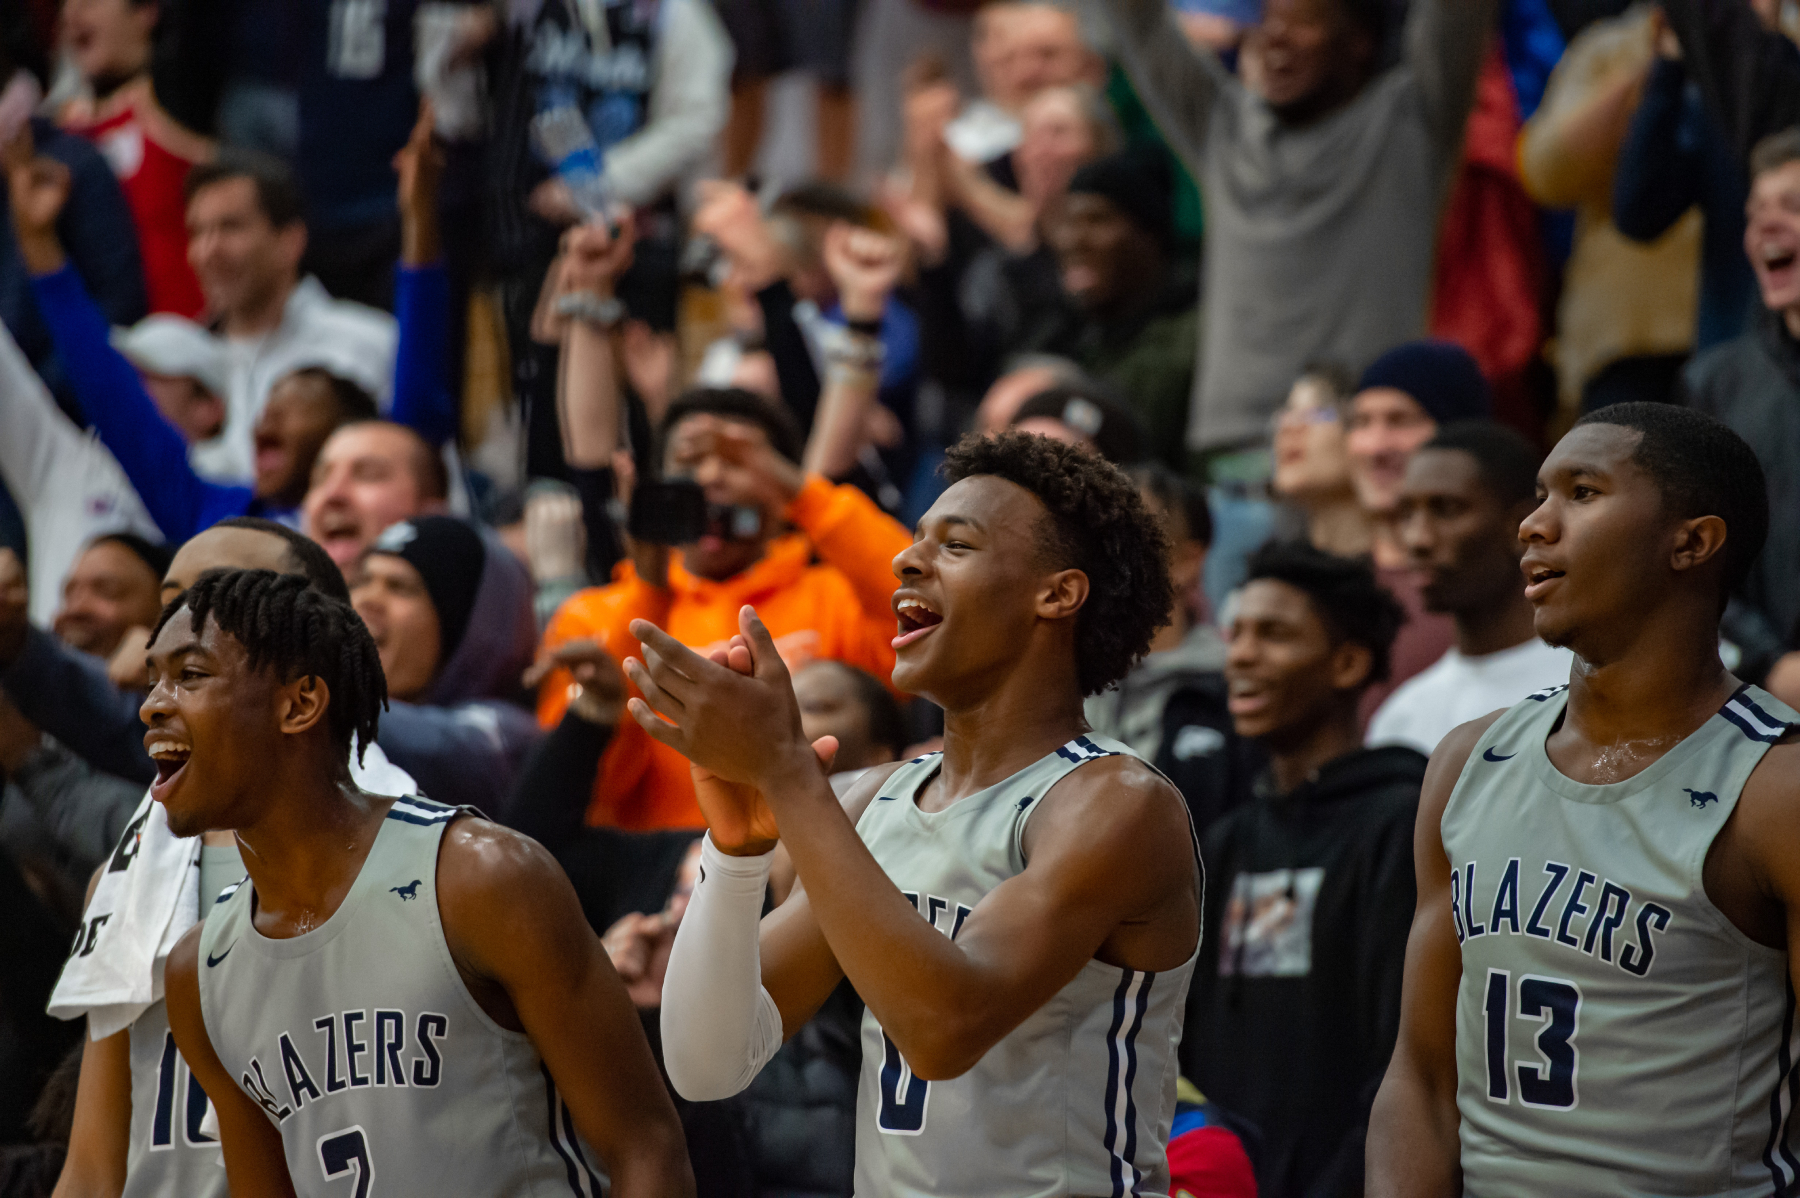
(1484, 969, 1581, 1109)
(318, 1126, 374, 1197)
(878, 1032, 929, 1134)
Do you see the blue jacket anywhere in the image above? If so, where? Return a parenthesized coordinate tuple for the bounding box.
(28, 260, 456, 542)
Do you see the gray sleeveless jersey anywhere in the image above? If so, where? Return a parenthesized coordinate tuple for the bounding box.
(852, 734, 1198, 1198)
(1442, 683, 1800, 1196)
(121, 844, 246, 1198)
(196, 797, 605, 1197)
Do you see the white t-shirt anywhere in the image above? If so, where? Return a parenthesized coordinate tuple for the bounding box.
(1367, 637, 1574, 756)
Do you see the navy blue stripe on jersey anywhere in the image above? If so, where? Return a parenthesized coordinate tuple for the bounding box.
(1723, 686, 1790, 745)
(1764, 982, 1800, 1196)
(386, 798, 459, 827)
(214, 876, 247, 904)
(543, 1067, 600, 1198)
(1058, 736, 1120, 765)
(1104, 969, 1153, 1197)
(1527, 684, 1569, 702)
(560, 1093, 604, 1196)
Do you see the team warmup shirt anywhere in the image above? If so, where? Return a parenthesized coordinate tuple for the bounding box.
(852, 734, 1198, 1198)
(196, 798, 603, 1196)
(1443, 683, 1800, 1195)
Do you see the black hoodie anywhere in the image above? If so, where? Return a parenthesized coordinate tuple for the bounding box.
(1182, 745, 1428, 1198)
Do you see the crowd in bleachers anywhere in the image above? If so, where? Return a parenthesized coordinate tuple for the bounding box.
(1, 0, 1798, 1192)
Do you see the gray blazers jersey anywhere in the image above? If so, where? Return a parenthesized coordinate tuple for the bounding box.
(1443, 683, 1800, 1196)
(123, 999, 225, 1198)
(852, 734, 1198, 1198)
(196, 797, 604, 1197)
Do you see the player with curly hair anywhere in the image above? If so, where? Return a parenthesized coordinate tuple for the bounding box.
(643, 430, 1203, 1197)
(145, 569, 695, 1197)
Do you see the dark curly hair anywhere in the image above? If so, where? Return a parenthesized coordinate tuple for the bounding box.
(1243, 541, 1406, 686)
(152, 569, 387, 765)
(942, 431, 1174, 696)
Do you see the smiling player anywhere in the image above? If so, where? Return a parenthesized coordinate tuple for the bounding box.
(647, 431, 1201, 1197)
(1368, 403, 1800, 1196)
(148, 568, 692, 1198)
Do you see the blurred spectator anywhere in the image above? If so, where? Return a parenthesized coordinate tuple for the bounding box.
(301, 420, 452, 567)
(945, 2, 1101, 168)
(1345, 340, 1482, 722)
(1097, 0, 1496, 469)
(0, 315, 159, 625)
(215, 0, 298, 158)
(1008, 381, 1147, 463)
(1683, 128, 1800, 705)
(112, 314, 229, 441)
(718, 0, 858, 180)
(1035, 148, 1197, 472)
(55, 0, 214, 318)
(0, 74, 147, 413)
(973, 353, 1085, 432)
(536, 387, 910, 829)
(693, 181, 922, 511)
(486, 0, 729, 480)
(1270, 364, 1374, 559)
(9, 114, 454, 542)
(1520, 5, 1699, 414)
(350, 515, 541, 809)
(1368, 424, 1571, 755)
(1189, 540, 1421, 1198)
(1660, 0, 1800, 163)
(182, 152, 398, 482)
(48, 533, 167, 658)
(1611, 12, 1756, 352)
(1086, 464, 1255, 835)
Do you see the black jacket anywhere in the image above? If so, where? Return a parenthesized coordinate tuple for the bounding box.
(1182, 746, 1427, 1198)
(1682, 309, 1800, 682)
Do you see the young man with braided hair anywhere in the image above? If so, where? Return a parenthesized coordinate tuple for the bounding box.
(151, 569, 693, 1198)
(650, 431, 1202, 1196)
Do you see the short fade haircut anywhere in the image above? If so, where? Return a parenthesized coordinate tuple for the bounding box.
(210, 517, 350, 601)
(1572, 402, 1769, 598)
(1130, 463, 1213, 550)
(92, 532, 175, 582)
(1751, 126, 1800, 180)
(1244, 540, 1406, 687)
(942, 430, 1174, 696)
(184, 149, 305, 229)
(1422, 421, 1543, 510)
(660, 388, 805, 466)
(151, 569, 386, 764)
(284, 368, 379, 424)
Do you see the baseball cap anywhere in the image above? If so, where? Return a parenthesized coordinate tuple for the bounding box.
(112, 316, 230, 398)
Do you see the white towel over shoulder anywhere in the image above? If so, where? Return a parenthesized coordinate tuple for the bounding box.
(47, 741, 420, 1039)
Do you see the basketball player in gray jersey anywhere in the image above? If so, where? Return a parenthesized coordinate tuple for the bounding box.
(53, 518, 404, 1198)
(1368, 403, 1800, 1196)
(147, 569, 692, 1197)
(643, 431, 1202, 1198)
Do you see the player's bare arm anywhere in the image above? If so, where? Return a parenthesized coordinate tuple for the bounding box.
(163, 927, 302, 1198)
(51, 1028, 131, 1198)
(1366, 711, 1501, 1198)
(1705, 733, 1800, 981)
(755, 764, 902, 1037)
(432, 815, 695, 1198)
(628, 608, 1199, 1080)
(53, 867, 130, 1198)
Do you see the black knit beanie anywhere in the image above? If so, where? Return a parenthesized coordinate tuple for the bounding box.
(367, 516, 486, 669)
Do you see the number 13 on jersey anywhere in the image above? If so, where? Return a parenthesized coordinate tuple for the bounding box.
(1484, 970, 1582, 1110)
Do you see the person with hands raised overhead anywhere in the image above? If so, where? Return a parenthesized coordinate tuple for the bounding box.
(6, 104, 455, 544)
(651, 431, 1201, 1197)
(536, 214, 913, 831)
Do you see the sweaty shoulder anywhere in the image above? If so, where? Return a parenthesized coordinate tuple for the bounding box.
(436, 815, 571, 916)
(839, 759, 910, 828)
(1026, 753, 1192, 866)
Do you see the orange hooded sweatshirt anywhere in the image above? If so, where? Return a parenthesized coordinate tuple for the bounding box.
(537, 474, 911, 829)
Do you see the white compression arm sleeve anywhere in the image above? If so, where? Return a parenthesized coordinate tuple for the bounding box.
(660, 833, 785, 1100)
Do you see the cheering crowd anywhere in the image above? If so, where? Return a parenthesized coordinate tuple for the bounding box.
(1, 0, 1799, 1193)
